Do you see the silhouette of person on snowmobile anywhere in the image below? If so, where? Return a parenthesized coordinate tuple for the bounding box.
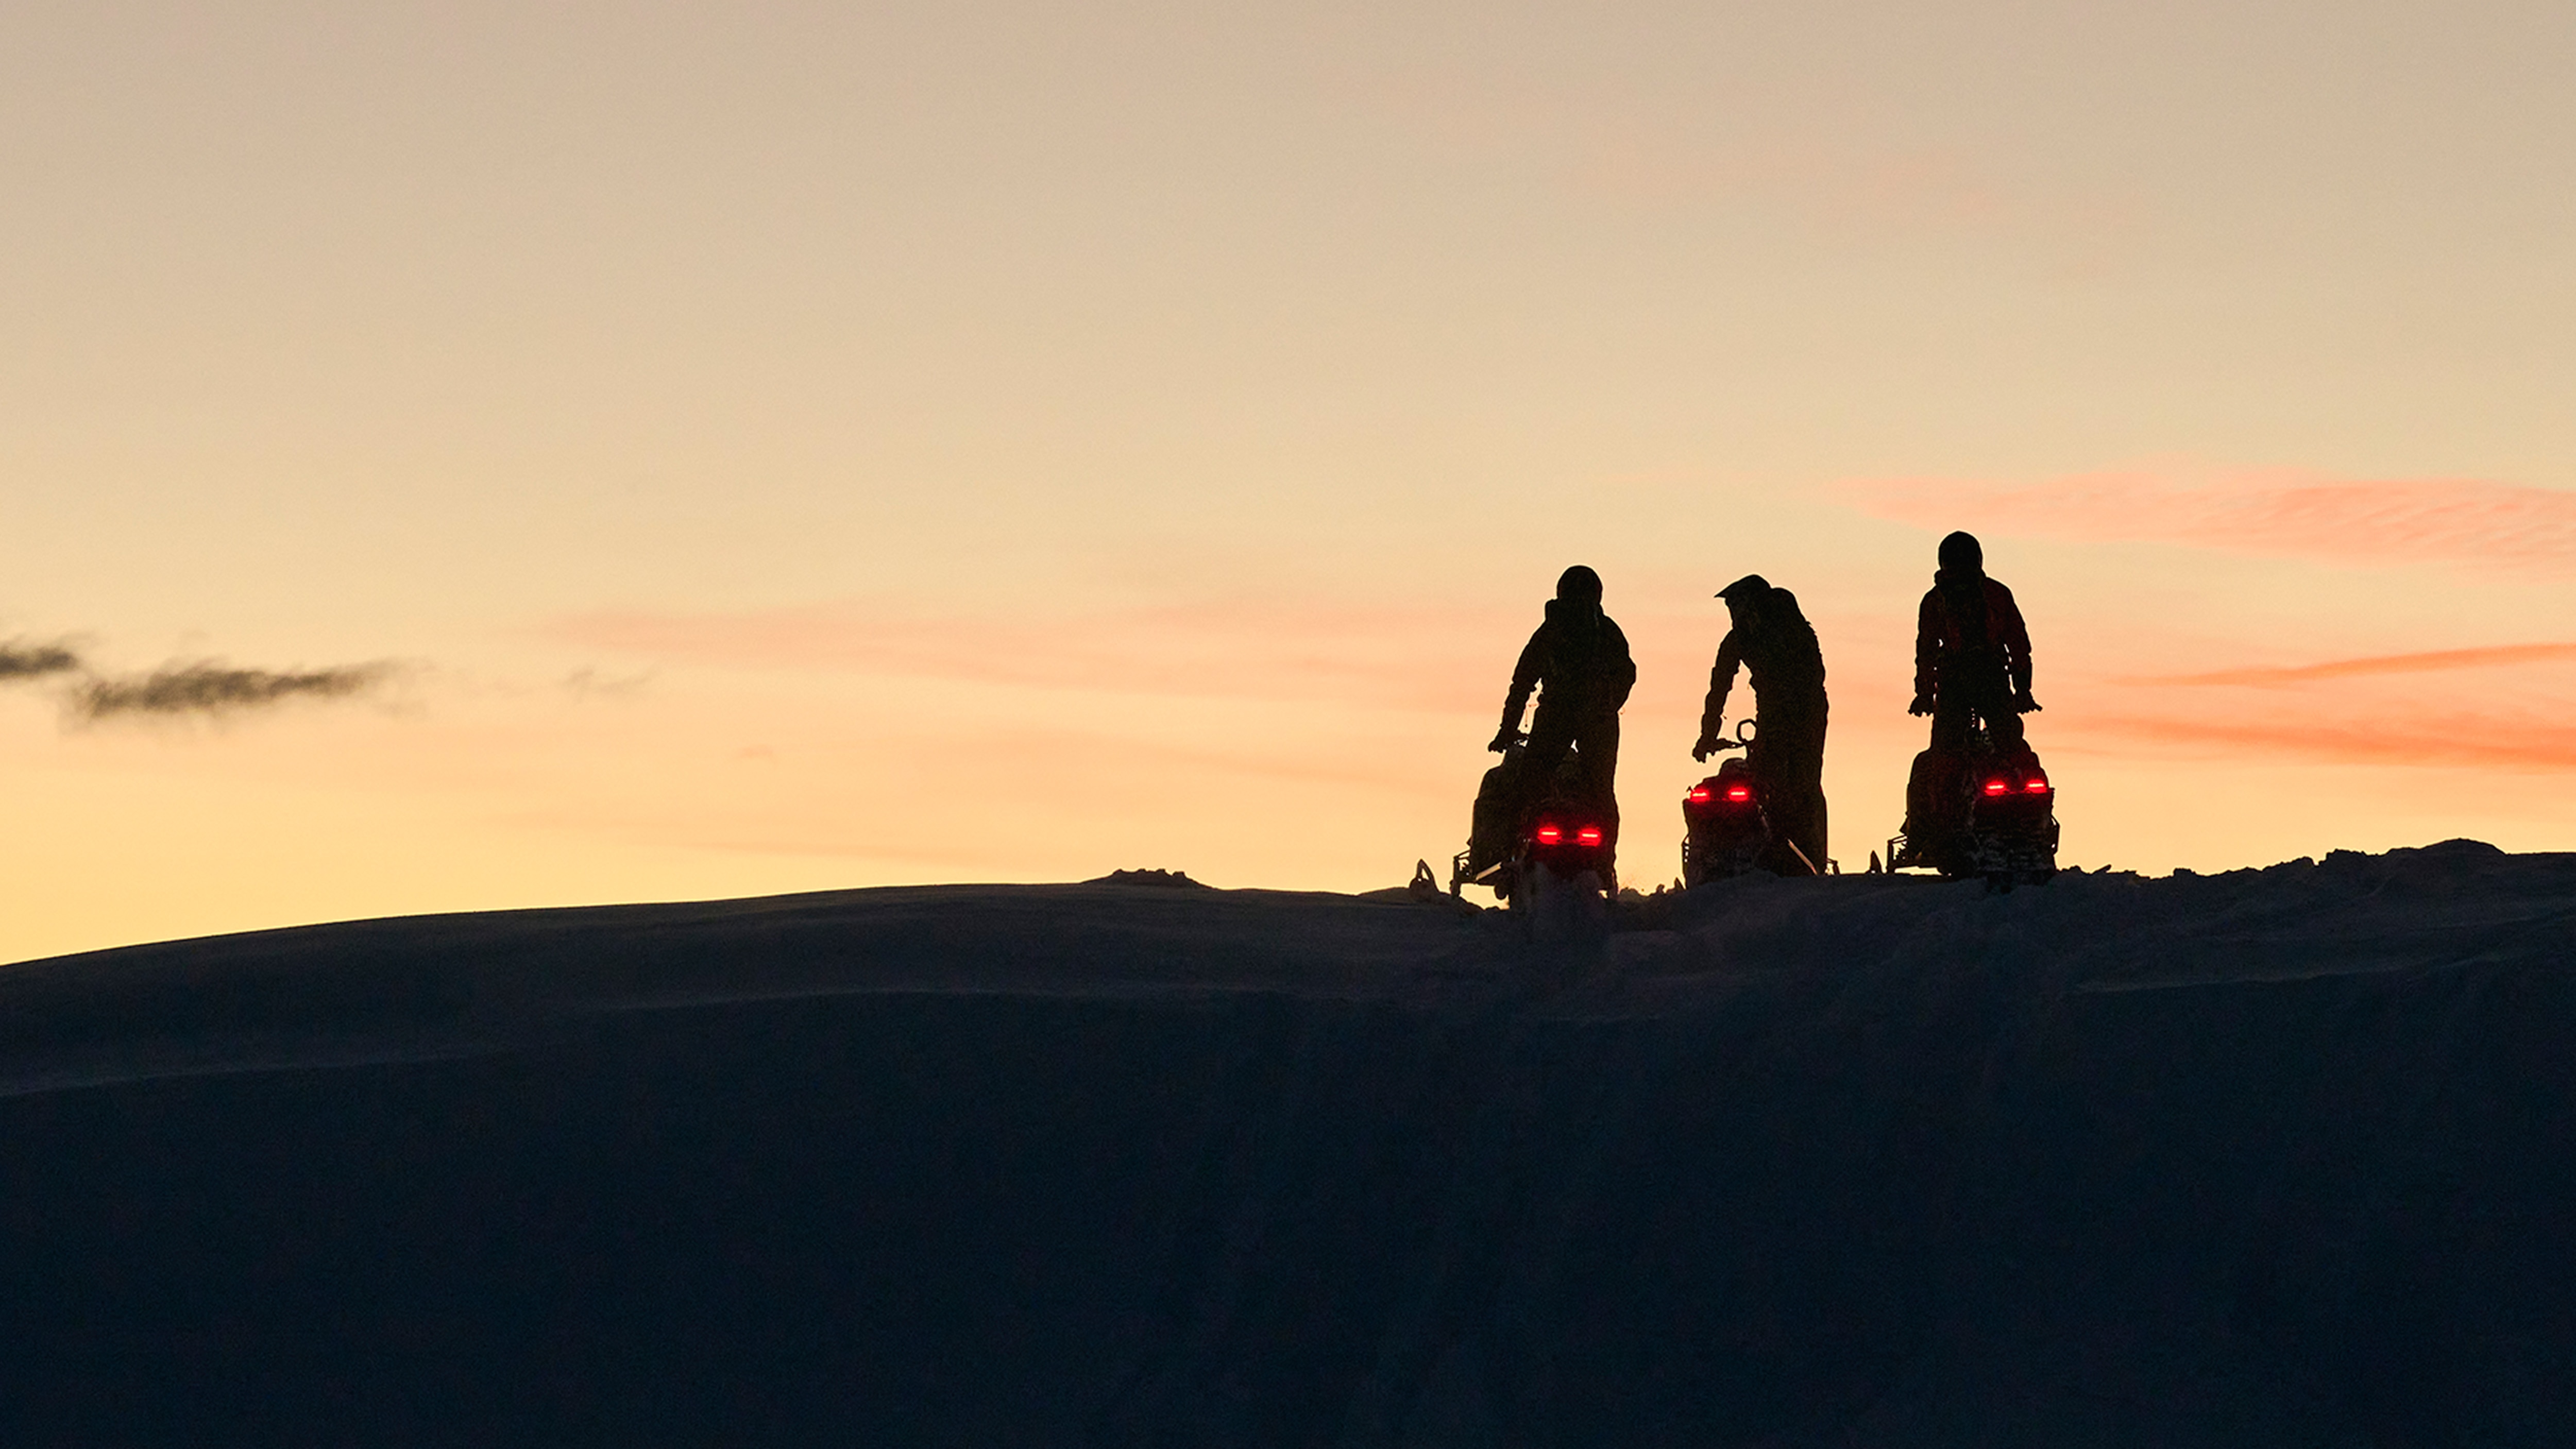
(1693, 575, 1829, 873)
(1909, 531, 2038, 751)
(1901, 532, 2042, 854)
(1490, 565, 1636, 863)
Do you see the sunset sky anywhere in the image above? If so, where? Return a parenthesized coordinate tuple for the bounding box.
(5, 1, 2573, 961)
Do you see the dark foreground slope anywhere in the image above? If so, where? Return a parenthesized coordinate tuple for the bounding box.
(4, 844, 2573, 1447)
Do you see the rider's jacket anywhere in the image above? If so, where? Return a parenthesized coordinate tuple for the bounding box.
(1499, 599, 1636, 732)
(1914, 570, 2033, 702)
(1700, 602, 1827, 742)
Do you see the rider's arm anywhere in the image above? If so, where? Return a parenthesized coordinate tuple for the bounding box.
(1700, 628, 1743, 740)
(1989, 581, 2034, 694)
(1498, 622, 1549, 735)
(1607, 619, 1637, 709)
(1912, 590, 1942, 704)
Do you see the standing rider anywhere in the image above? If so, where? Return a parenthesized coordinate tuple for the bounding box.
(1693, 575, 1831, 873)
(1908, 531, 2039, 754)
(1491, 565, 1637, 864)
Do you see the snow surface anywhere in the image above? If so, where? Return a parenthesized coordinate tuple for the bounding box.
(2, 842, 2572, 1444)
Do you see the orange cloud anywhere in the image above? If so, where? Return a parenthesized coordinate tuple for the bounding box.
(2078, 713, 2576, 771)
(1838, 468, 2576, 572)
(2136, 642, 2576, 687)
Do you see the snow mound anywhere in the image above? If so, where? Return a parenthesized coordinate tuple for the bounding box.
(1091, 866, 1212, 889)
(2, 843, 2571, 1444)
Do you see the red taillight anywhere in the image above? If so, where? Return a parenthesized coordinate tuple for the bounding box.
(1687, 786, 1711, 804)
(2024, 774, 2051, 794)
(1575, 826, 1603, 847)
(1534, 823, 1563, 845)
(1724, 785, 1751, 803)
(1982, 778, 2009, 796)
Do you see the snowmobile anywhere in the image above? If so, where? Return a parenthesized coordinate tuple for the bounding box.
(1680, 721, 1831, 883)
(1885, 725, 2057, 886)
(1679, 722, 1773, 885)
(1451, 735, 1618, 912)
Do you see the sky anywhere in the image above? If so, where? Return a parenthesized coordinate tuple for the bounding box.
(4, 0, 2574, 962)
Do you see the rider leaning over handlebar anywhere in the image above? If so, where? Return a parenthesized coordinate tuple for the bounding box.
(1694, 575, 1831, 873)
(1490, 566, 1637, 862)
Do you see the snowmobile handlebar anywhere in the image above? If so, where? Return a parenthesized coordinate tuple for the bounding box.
(1701, 718, 1758, 754)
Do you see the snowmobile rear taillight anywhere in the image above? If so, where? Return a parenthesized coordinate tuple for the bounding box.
(2023, 774, 2051, 794)
(1576, 826, 1603, 847)
(1725, 785, 1751, 803)
(1534, 823, 1563, 845)
(1687, 786, 1711, 804)
(1982, 778, 2010, 796)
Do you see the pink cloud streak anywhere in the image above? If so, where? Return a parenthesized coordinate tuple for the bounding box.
(2135, 642, 2576, 687)
(2080, 713, 2576, 772)
(1839, 468, 2576, 572)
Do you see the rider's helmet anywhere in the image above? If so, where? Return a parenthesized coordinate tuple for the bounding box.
(1555, 565, 1604, 604)
(1710, 579, 1772, 623)
(1938, 531, 1984, 574)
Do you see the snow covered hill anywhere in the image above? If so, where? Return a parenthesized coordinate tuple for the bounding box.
(3, 842, 2571, 1445)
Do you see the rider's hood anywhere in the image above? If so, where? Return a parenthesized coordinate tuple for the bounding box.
(1546, 596, 1603, 628)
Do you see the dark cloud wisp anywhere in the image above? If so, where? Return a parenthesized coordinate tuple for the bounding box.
(71, 661, 397, 722)
(0, 639, 83, 681)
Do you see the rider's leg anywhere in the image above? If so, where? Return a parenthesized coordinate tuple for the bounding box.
(1910, 692, 1981, 848)
(1755, 706, 1828, 871)
(1984, 689, 2028, 755)
(1928, 691, 1976, 754)
(1574, 711, 1621, 878)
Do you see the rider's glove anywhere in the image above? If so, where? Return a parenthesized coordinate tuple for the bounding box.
(1486, 728, 1516, 753)
(2012, 690, 2042, 714)
(1691, 734, 1717, 763)
(1906, 693, 1934, 717)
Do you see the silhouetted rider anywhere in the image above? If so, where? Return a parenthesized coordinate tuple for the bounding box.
(1910, 531, 2038, 754)
(1492, 565, 1637, 849)
(1694, 575, 1830, 873)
